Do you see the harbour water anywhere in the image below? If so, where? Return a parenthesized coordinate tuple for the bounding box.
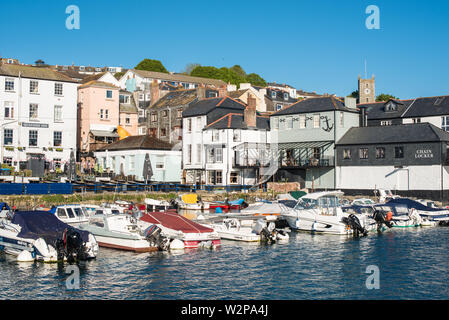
(1, 225, 448, 300)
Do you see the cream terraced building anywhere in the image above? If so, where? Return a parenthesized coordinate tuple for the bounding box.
(0, 63, 79, 176)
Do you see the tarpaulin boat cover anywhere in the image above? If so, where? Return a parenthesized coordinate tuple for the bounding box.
(11, 211, 91, 245)
(141, 211, 214, 233)
(386, 198, 445, 212)
(181, 194, 198, 204)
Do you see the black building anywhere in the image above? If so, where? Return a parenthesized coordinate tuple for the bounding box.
(335, 123, 449, 201)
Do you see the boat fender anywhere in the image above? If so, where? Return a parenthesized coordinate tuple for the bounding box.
(169, 239, 185, 250)
(216, 207, 222, 214)
(33, 238, 51, 258)
(17, 250, 34, 262)
(386, 212, 393, 222)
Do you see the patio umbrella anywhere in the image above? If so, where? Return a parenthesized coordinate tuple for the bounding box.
(68, 150, 76, 182)
(142, 153, 153, 185)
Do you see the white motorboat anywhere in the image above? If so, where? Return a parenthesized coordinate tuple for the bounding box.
(376, 198, 449, 227)
(0, 211, 98, 262)
(351, 198, 376, 206)
(144, 198, 173, 212)
(137, 210, 220, 249)
(202, 218, 289, 243)
(375, 189, 400, 203)
(50, 204, 90, 226)
(78, 213, 160, 252)
(281, 191, 386, 236)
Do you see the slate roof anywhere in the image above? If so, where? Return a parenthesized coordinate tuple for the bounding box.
(358, 96, 449, 120)
(336, 123, 449, 145)
(131, 69, 226, 87)
(206, 113, 270, 130)
(266, 88, 297, 103)
(271, 96, 358, 116)
(150, 89, 198, 109)
(182, 96, 246, 118)
(78, 80, 119, 89)
(81, 72, 107, 83)
(227, 89, 249, 99)
(401, 96, 449, 118)
(0, 64, 77, 83)
(96, 135, 174, 151)
(358, 99, 413, 120)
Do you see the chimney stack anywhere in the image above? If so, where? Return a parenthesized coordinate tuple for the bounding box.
(244, 94, 257, 128)
(196, 85, 206, 100)
(150, 79, 159, 105)
(344, 96, 357, 109)
(218, 85, 227, 97)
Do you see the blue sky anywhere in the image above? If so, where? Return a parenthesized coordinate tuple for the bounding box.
(1, 0, 448, 99)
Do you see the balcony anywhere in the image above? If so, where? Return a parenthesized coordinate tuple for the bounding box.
(279, 156, 335, 168)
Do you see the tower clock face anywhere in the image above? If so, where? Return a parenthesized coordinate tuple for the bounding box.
(364, 88, 371, 94)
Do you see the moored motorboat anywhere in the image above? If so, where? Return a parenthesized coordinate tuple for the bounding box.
(0, 211, 98, 262)
(201, 217, 289, 243)
(78, 213, 159, 252)
(376, 198, 449, 227)
(282, 191, 390, 236)
(50, 204, 90, 226)
(137, 210, 220, 249)
(143, 198, 173, 212)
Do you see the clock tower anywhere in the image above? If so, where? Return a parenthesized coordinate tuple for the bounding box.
(358, 75, 375, 103)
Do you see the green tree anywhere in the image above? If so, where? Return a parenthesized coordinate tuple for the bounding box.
(246, 73, 267, 87)
(182, 63, 201, 75)
(349, 90, 359, 99)
(376, 93, 399, 102)
(230, 65, 247, 78)
(191, 65, 267, 88)
(135, 59, 168, 73)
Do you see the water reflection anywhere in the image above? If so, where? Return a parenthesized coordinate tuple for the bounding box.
(1, 227, 449, 299)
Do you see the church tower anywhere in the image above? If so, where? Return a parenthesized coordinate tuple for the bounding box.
(358, 75, 375, 103)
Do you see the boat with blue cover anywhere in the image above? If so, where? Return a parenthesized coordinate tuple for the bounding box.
(0, 210, 98, 262)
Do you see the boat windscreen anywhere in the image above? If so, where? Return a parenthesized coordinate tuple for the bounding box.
(74, 208, 84, 217)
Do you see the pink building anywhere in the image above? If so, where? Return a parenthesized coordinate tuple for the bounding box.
(77, 80, 120, 169)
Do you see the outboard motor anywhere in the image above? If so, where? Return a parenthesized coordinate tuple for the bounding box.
(56, 228, 88, 263)
(144, 225, 171, 251)
(169, 199, 178, 210)
(342, 214, 368, 237)
(373, 210, 393, 229)
(254, 219, 277, 244)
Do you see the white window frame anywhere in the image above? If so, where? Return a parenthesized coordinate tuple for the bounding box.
(3, 128, 13, 145)
(29, 130, 38, 147)
(4, 101, 14, 119)
(215, 147, 223, 163)
(29, 80, 39, 94)
(196, 117, 202, 131)
(29, 104, 38, 120)
(299, 115, 306, 129)
(196, 144, 202, 164)
(54, 105, 63, 122)
(53, 131, 62, 147)
(313, 114, 320, 128)
(54, 83, 63, 96)
(286, 117, 293, 130)
(5, 78, 14, 91)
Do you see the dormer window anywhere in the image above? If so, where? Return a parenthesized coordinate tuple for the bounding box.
(385, 102, 397, 112)
(435, 97, 445, 106)
(271, 91, 276, 99)
(79, 66, 85, 71)
(283, 93, 288, 101)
